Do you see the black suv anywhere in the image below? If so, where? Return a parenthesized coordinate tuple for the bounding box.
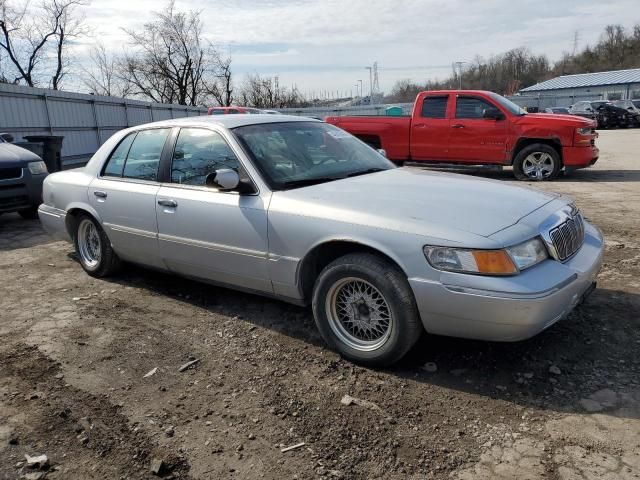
(0, 133, 49, 219)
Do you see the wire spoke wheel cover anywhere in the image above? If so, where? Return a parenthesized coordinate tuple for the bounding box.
(77, 219, 102, 269)
(522, 152, 555, 180)
(326, 277, 393, 351)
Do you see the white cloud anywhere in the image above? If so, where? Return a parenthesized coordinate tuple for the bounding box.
(77, 0, 640, 94)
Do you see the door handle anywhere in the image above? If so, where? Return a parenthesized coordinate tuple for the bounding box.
(413, 123, 427, 129)
(157, 199, 178, 208)
(451, 124, 465, 129)
(93, 191, 107, 198)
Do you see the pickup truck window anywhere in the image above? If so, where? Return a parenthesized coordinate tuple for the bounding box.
(421, 96, 448, 118)
(455, 97, 495, 119)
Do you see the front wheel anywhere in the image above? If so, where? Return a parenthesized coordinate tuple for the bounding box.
(312, 253, 422, 367)
(513, 144, 561, 181)
(73, 214, 121, 277)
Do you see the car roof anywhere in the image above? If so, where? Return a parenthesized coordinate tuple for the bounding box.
(137, 114, 319, 130)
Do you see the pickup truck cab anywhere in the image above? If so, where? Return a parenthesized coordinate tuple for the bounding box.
(326, 90, 599, 181)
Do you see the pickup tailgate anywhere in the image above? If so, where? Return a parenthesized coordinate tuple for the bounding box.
(325, 116, 411, 161)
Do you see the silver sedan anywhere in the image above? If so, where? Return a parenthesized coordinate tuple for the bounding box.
(38, 115, 603, 366)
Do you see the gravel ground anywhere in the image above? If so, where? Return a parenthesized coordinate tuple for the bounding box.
(1, 129, 639, 480)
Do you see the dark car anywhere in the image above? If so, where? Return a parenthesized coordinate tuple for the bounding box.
(569, 101, 598, 123)
(0, 133, 49, 219)
(543, 107, 571, 114)
(613, 100, 640, 127)
(590, 101, 632, 129)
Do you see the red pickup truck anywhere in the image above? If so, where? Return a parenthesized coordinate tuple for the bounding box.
(326, 90, 599, 181)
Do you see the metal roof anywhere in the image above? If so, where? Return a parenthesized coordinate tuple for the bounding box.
(520, 68, 640, 92)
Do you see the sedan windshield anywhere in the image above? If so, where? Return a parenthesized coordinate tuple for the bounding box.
(232, 121, 394, 190)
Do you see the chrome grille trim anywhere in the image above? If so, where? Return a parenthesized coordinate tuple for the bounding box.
(548, 212, 585, 261)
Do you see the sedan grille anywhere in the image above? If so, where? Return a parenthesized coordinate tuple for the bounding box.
(0, 167, 22, 181)
(549, 213, 585, 261)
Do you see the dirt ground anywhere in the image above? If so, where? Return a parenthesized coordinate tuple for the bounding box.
(1, 129, 639, 480)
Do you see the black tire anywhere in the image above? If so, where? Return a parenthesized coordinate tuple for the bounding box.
(73, 213, 121, 277)
(513, 143, 561, 181)
(312, 253, 422, 367)
(18, 206, 39, 219)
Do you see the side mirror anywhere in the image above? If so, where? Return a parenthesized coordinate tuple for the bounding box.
(377, 148, 387, 158)
(206, 168, 240, 191)
(482, 108, 504, 120)
(0, 132, 14, 143)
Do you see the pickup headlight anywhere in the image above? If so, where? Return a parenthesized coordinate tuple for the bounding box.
(28, 161, 48, 175)
(575, 127, 592, 136)
(424, 238, 548, 275)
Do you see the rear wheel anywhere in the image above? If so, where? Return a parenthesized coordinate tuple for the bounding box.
(312, 253, 422, 367)
(73, 214, 121, 277)
(513, 144, 561, 181)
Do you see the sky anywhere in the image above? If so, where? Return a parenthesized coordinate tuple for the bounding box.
(76, 0, 639, 97)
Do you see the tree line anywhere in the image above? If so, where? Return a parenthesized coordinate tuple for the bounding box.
(0, 0, 308, 107)
(387, 23, 640, 102)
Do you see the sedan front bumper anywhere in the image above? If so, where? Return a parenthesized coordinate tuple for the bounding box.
(408, 221, 603, 341)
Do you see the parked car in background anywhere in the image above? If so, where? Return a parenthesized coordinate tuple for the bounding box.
(0, 133, 49, 219)
(38, 114, 603, 366)
(633, 100, 640, 109)
(590, 101, 632, 129)
(208, 106, 264, 115)
(543, 107, 571, 114)
(612, 100, 640, 127)
(569, 101, 598, 122)
(327, 90, 599, 181)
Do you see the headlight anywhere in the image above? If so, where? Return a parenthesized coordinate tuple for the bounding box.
(575, 127, 592, 136)
(28, 161, 48, 175)
(424, 237, 548, 276)
(505, 237, 548, 270)
(424, 246, 517, 275)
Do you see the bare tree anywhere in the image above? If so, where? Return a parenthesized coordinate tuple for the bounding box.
(206, 55, 233, 106)
(82, 42, 131, 97)
(121, 0, 223, 106)
(0, 0, 87, 88)
(237, 73, 307, 108)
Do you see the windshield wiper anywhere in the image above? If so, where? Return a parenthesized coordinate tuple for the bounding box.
(280, 177, 341, 189)
(345, 167, 386, 178)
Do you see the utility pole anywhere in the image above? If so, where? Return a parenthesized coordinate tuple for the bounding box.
(366, 66, 373, 103)
(358, 79, 363, 99)
(453, 61, 466, 89)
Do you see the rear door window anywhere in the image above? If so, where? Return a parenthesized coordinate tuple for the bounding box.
(122, 129, 170, 181)
(103, 133, 136, 177)
(421, 96, 448, 118)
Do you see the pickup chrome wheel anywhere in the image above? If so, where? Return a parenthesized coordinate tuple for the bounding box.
(312, 253, 422, 367)
(522, 152, 555, 180)
(73, 213, 121, 277)
(326, 277, 393, 351)
(513, 143, 561, 181)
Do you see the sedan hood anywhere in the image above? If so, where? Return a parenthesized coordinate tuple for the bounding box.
(0, 143, 42, 168)
(273, 168, 562, 239)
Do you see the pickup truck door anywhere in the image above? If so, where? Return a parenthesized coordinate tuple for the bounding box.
(447, 95, 509, 163)
(155, 127, 272, 293)
(409, 95, 451, 161)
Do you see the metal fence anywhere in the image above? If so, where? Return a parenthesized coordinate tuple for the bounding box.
(506, 92, 604, 110)
(0, 83, 208, 167)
